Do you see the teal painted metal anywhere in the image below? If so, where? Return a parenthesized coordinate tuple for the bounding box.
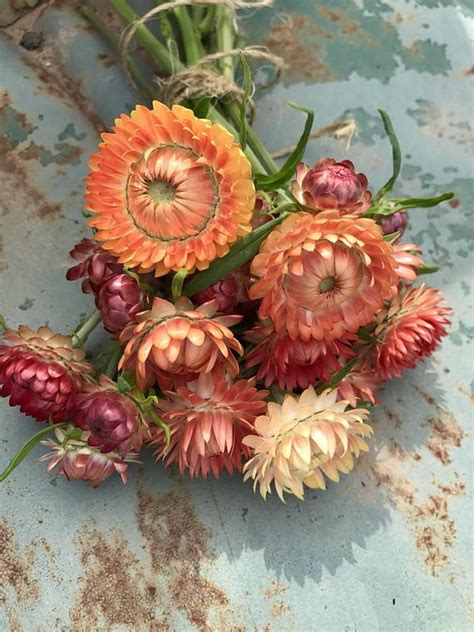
(0, 2, 472, 630)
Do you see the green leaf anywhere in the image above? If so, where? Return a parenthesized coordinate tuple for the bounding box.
(239, 53, 252, 151)
(374, 109, 401, 203)
(117, 375, 133, 393)
(316, 357, 359, 395)
(0, 314, 9, 332)
(0, 423, 66, 482)
(183, 212, 289, 296)
(418, 264, 441, 275)
(392, 192, 454, 209)
(171, 268, 188, 302)
(383, 231, 401, 243)
(255, 101, 314, 191)
(148, 409, 171, 451)
(194, 97, 211, 119)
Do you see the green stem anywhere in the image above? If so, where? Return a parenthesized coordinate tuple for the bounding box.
(216, 6, 235, 80)
(104, 344, 123, 378)
(107, 0, 174, 73)
(173, 6, 205, 64)
(0, 423, 67, 482)
(72, 309, 102, 347)
(81, 5, 157, 100)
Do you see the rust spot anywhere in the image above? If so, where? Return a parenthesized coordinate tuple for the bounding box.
(382, 406, 402, 429)
(370, 444, 466, 575)
(21, 55, 106, 136)
(426, 416, 464, 466)
(1, 152, 63, 221)
(0, 521, 39, 609)
(462, 65, 474, 76)
(317, 6, 362, 38)
(97, 52, 116, 69)
(71, 527, 163, 630)
(18, 140, 82, 166)
(136, 487, 231, 632)
(262, 580, 287, 599)
(264, 15, 335, 84)
(449, 198, 460, 208)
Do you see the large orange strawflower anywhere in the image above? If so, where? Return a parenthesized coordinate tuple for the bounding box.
(250, 211, 398, 342)
(119, 297, 242, 390)
(374, 284, 452, 380)
(86, 101, 255, 276)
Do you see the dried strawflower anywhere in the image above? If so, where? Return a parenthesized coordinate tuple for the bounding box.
(0, 325, 94, 422)
(250, 211, 398, 342)
(245, 321, 353, 390)
(119, 297, 242, 390)
(393, 243, 425, 281)
(66, 238, 122, 294)
(152, 377, 268, 478)
(374, 284, 452, 380)
(73, 377, 144, 456)
(86, 101, 255, 276)
(41, 427, 134, 487)
(243, 387, 372, 500)
(380, 211, 407, 238)
(291, 158, 372, 214)
(96, 273, 145, 334)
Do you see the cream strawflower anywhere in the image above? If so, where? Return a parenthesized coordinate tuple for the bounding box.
(243, 387, 372, 501)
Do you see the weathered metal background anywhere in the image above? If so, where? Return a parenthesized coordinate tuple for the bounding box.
(0, 1, 472, 630)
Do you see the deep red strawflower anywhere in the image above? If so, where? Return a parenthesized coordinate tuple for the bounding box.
(72, 377, 144, 456)
(66, 238, 122, 294)
(96, 273, 145, 334)
(292, 158, 372, 214)
(245, 321, 354, 390)
(0, 325, 94, 422)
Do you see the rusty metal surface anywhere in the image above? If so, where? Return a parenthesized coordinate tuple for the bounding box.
(0, 1, 472, 630)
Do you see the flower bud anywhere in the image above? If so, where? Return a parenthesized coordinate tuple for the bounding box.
(380, 211, 408, 238)
(292, 158, 372, 214)
(96, 273, 144, 334)
(66, 238, 122, 294)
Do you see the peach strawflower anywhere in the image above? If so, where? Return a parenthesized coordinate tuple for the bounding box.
(119, 297, 242, 390)
(250, 211, 398, 342)
(243, 387, 372, 501)
(152, 377, 268, 478)
(393, 243, 425, 281)
(336, 360, 381, 407)
(86, 101, 255, 276)
(374, 284, 452, 380)
(244, 321, 354, 390)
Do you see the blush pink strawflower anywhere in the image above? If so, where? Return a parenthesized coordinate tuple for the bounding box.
(243, 387, 372, 501)
(119, 297, 242, 390)
(374, 284, 452, 380)
(41, 427, 137, 487)
(393, 243, 425, 281)
(0, 325, 94, 422)
(244, 321, 354, 390)
(152, 377, 268, 478)
(291, 158, 372, 214)
(250, 211, 398, 342)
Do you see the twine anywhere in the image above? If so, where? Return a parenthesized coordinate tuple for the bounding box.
(157, 46, 285, 107)
(271, 119, 358, 159)
(119, 0, 273, 74)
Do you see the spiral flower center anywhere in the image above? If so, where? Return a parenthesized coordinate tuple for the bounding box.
(285, 241, 364, 311)
(127, 145, 219, 241)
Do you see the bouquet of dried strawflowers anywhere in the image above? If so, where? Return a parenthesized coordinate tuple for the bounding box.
(0, 0, 453, 500)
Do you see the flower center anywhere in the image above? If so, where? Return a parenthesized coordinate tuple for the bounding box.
(147, 179, 176, 204)
(126, 145, 219, 241)
(319, 276, 336, 293)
